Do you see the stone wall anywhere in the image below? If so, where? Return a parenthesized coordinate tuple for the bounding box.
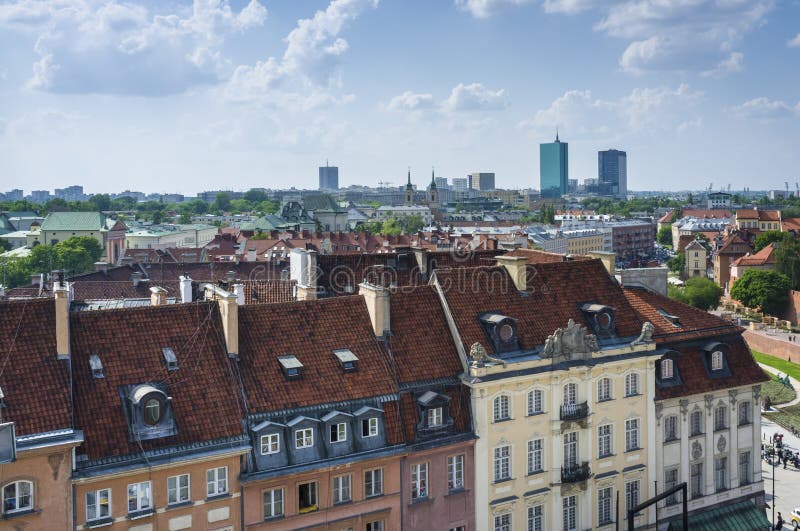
(744, 330, 800, 363)
(782, 290, 800, 326)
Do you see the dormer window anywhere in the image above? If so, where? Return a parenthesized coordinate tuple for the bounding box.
(711, 351, 724, 371)
(125, 383, 176, 441)
(658, 309, 682, 327)
(333, 349, 358, 372)
(478, 312, 519, 353)
(89, 354, 104, 379)
(278, 355, 303, 380)
(362, 418, 378, 437)
(295, 428, 313, 449)
(580, 303, 616, 339)
(661, 359, 674, 379)
(162, 348, 178, 371)
(427, 407, 443, 427)
(330, 423, 347, 443)
(143, 397, 164, 425)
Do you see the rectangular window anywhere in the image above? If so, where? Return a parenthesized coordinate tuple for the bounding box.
(598, 487, 612, 525)
(714, 406, 727, 431)
(167, 474, 190, 505)
(366, 522, 384, 531)
(625, 373, 639, 396)
(665, 468, 679, 505)
(261, 433, 280, 455)
(528, 390, 543, 415)
(597, 378, 611, 401)
(330, 423, 347, 443)
(263, 488, 283, 519)
(625, 419, 640, 451)
(626, 480, 640, 512)
(206, 467, 228, 497)
(495, 513, 511, 531)
(738, 401, 751, 425)
(691, 411, 703, 436)
(494, 445, 511, 482)
(298, 482, 318, 513)
(598, 424, 612, 458)
(127, 481, 152, 513)
(691, 463, 703, 498)
(528, 504, 543, 531)
(715, 456, 727, 492)
(563, 495, 577, 531)
(448, 454, 465, 490)
(427, 407, 443, 427)
(86, 488, 111, 521)
(411, 462, 428, 499)
(295, 428, 314, 448)
(362, 417, 379, 437)
(563, 431, 578, 468)
(739, 451, 751, 485)
(365, 469, 383, 497)
(664, 415, 678, 441)
(332, 475, 351, 504)
(528, 439, 544, 474)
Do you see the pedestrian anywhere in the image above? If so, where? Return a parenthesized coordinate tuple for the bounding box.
(776, 512, 784, 529)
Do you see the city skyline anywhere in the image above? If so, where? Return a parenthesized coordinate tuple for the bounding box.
(1, 0, 799, 194)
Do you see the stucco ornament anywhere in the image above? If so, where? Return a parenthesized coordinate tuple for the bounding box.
(692, 440, 703, 460)
(717, 435, 727, 453)
(542, 319, 598, 358)
(469, 342, 506, 367)
(630, 321, 655, 347)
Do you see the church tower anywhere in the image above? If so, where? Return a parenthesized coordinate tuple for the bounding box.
(428, 167, 438, 205)
(405, 168, 414, 206)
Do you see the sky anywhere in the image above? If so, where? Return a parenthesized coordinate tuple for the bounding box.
(0, 0, 798, 195)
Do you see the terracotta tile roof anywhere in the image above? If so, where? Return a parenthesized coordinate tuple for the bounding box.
(385, 287, 464, 383)
(0, 299, 72, 436)
(783, 217, 800, 232)
(731, 243, 779, 267)
(70, 302, 246, 460)
(71, 280, 180, 300)
(683, 209, 732, 219)
(717, 234, 751, 255)
(237, 297, 398, 413)
(398, 385, 472, 444)
(242, 280, 295, 304)
(655, 337, 768, 400)
(505, 248, 566, 263)
(736, 209, 781, 221)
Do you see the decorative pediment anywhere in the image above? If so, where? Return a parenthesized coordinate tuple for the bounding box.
(541, 319, 598, 359)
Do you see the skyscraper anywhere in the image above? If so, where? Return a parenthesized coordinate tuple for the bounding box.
(468, 172, 495, 191)
(319, 162, 339, 190)
(539, 133, 568, 198)
(598, 149, 627, 197)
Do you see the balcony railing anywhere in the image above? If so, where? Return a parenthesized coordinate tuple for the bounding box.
(561, 462, 592, 483)
(560, 401, 589, 421)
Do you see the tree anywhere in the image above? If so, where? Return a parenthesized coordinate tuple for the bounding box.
(668, 277, 722, 311)
(178, 213, 192, 224)
(229, 199, 251, 213)
(88, 194, 111, 212)
(775, 237, 800, 290)
(381, 218, 402, 236)
(657, 225, 672, 246)
(754, 230, 787, 252)
(356, 221, 383, 234)
(0, 257, 31, 288)
(401, 214, 424, 234)
(244, 189, 268, 203)
(687, 193, 694, 205)
(730, 269, 791, 315)
(0, 238, 10, 252)
(256, 200, 280, 214)
(667, 253, 685, 274)
(212, 192, 232, 212)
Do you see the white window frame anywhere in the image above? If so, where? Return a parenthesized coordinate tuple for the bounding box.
(598, 424, 612, 458)
(714, 406, 727, 431)
(295, 427, 314, 449)
(528, 504, 543, 531)
(563, 495, 577, 531)
(625, 418, 640, 451)
(167, 474, 190, 505)
(427, 407, 443, 427)
(494, 445, 511, 482)
(365, 468, 383, 497)
(738, 401, 751, 425)
(527, 389, 544, 415)
(625, 480, 640, 511)
(367, 521, 384, 531)
(563, 382, 577, 406)
(2, 480, 33, 515)
(362, 417, 379, 437)
(597, 378, 612, 401)
(527, 438, 544, 474)
(330, 422, 347, 443)
(495, 513, 512, 531)
(598, 486, 612, 525)
(690, 410, 703, 436)
(494, 395, 510, 422)
(263, 487, 283, 519)
(86, 488, 111, 522)
(711, 351, 724, 371)
(664, 415, 678, 441)
(332, 474, 352, 504)
(624, 373, 639, 396)
(261, 433, 280, 455)
(661, 359, 674, 379)
(411, 462, 428, 499)
(127, 481, 152, 513)
(448, 454, 465, 490)
(206, 466, 228, 497)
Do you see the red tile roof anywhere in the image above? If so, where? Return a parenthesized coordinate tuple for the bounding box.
(683, 209, 732, 219)
(70, 302, 246, 460)
(736, 209, 781, 221)
(0, 299, 72, 436)
(783, 217, 800, 232)
(731, 243, 779, 267)
(506, 248, 567, 264)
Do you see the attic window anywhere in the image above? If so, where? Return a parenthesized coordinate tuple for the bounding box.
(278, 355, 304, 379)
(478, 312, 519, 354)
(162, 348, 178, 371)
(658, 309, 682, 327)
(89, 355, 104, 379)
(580, 303, 617, 339)
(333, 349, 358, 372)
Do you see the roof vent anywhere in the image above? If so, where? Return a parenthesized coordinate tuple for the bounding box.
(278, 355, 304, 379)
(162, 348, 178, 371)
(658, 308, 682, 327)
(333, 349, 358, 372)
(89, 354, 104, 379)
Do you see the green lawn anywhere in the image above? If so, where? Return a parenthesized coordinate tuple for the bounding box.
(766, 404, 800, 433)
(762, 371, 797, 405)
(752, 350, 800, 382)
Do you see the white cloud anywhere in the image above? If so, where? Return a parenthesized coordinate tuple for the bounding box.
(3, 108, 84, 137)
(789, 33, 800, 48)
(520, 84, 702, 139)
(454, 0, 535, 18)
(225, 0, 378, 106)
(701, 52, 744, 78)
(732, 97, 800, 121)
(541, 0, 598, 14)
(0, 0, 268, 96)
(442, 83, 508, 112)
(386, 91, 435, 111)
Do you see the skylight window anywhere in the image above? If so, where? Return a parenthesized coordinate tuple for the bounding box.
(333, 349, 358, 372)
(162, 348, 178, 371)
(89, 354, 104, 379)
(658, 309, 682, 327)
(278, 355, 304, 379)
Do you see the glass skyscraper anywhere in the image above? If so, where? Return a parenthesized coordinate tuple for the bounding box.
(598, 149, 627, 197)
(539, 133, 568, 198)
(319, 163, 339, 190)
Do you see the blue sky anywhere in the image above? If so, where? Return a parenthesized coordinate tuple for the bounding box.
(0, 0, 798, 194)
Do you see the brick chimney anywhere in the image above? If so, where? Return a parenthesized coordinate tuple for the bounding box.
(587, 251, 616, 276)
(150, 286, 168, 306)
(359, 282, 390, 337)
(53, 272, 70, 360)
(217, 292, 239, 357)
(291, 249, 318, 301)
(179, 275, 192, 303)
(495, 255, 528, 291)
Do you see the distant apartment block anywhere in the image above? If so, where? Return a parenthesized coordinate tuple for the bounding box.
(319, 164, 339, 190)
(434, 177, 448, 189)
(451, 177, 468, 192)
(29, 190, 52, 203)
(54, 185, 86, 202)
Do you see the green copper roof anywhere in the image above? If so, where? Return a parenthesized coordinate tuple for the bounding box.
(41, 212, 106, 231)
(667, 500, 769, 531)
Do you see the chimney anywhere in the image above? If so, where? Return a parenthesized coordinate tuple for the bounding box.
(247, 248, 256, 262)
(53, 273, 70, 360)
(495, 255, 528, 291)
(131, 271, 143, 287)
(150, 286, 168, 306)
(233, 283, 245, 305)
(359, 282, 390, 337)
(291, 249, 318, 301)
(94, 261, 108, 274)
(31, 273, 43, 287)
(412, 247, 428, 276)
(179, 275, 193, 303)
(217, 292, 239, 357)
(587, 251, 616, 276)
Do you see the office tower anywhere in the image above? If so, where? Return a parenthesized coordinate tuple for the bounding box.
(598, 149, 627, 197)
(319, 162, 339, 190)
(451, 178, 468, 192)
(434, 177, 448, 189)
(539, 132, 568, 198)
(468, 172, 495, 191)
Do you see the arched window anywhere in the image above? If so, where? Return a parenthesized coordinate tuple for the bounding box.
(493, 395, 510, 422)
(625, 373, 640, 397)
(597, 378, 612, 401)
(3, 480, 33, 514)
(711, 351, 724, 371)
(661, 359, 674, 379)
(527, 389, 543, 415)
